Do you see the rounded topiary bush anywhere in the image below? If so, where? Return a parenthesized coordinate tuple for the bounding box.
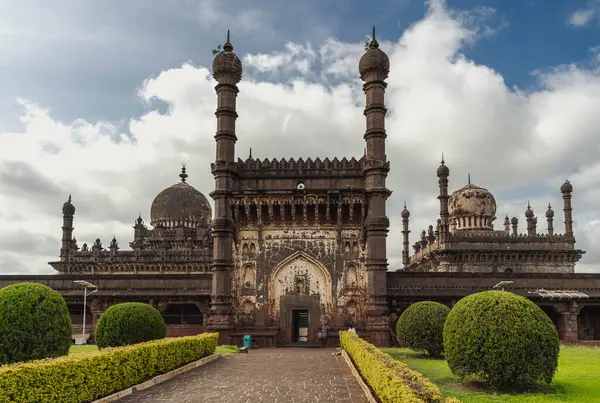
(396, 301, 450, 357)
(0, 283, 72, 364)
(443, 291, 559, 390)
(96, 302, 166, 348)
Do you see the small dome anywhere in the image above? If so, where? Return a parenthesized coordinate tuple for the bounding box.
(150, 167, 212, 228)
(546, 204, 555, 218)
(560, 180, 573, 193)
(212, 31, 242, 84)
(62, 195, 75, 215)
(525, 204, 534, 218)
(359, 28, 390, 80)
(401, 206, 410, 218)
(437, 163, 449, 176)
(448, 182, 497, 230)
(511, 216, 518, 225)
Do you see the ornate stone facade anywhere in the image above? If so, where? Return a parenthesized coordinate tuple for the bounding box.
(49, 166, 213, 275)
(401, 160, 585, 274)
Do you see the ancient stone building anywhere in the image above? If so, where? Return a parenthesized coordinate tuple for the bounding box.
(49, 165, 213, 275)
(400, 159, 585, 273)
(204, 29, 392, 347)
(2, 29, 600, 347)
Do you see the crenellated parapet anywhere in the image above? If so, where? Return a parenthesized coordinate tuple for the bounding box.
(236, 156, 365, 173)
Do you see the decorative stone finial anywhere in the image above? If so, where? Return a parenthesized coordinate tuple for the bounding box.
(437, 154, 449, 176)
(561, 180, 573, 193)
(359, 26, 389, 79)
(212, 29, 243, 83)
(401, 202, 410, 218)
(525, 201, 534, 218)
(223, 29, 233, 52)
(179, 163, 188, 182)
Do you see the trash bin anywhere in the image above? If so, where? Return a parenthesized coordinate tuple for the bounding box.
(243, 335, 252, 348)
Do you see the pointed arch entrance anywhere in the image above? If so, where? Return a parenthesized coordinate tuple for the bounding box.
(269, 251, 333, 344)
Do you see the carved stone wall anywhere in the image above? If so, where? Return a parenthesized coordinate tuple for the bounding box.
(231, 226, 368, 330)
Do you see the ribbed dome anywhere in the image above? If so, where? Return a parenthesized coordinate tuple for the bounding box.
(449, 182, 497, 231)
(150, 167, 212, 229)
(62, 195, 75, 215)
(359, 28, 390, 81)
(212, 31, 242, 84)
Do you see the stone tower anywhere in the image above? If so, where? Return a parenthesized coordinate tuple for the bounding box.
(359, 27, 392, 346)
(60, 195, 76, 261)
(206, 31, 243, 337)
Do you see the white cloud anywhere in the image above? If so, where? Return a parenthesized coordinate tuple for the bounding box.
(569, 9, 595, 27)
(568, 1, 600, 27)
(2, 0, 600, 273)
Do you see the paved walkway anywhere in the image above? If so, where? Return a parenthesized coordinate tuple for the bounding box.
(118, 348, 368, 403)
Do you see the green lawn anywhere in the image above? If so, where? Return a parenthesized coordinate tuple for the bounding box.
(382, 346, 600, 403)
(69, 344, 239, 355)
(69, 344, 98, 355)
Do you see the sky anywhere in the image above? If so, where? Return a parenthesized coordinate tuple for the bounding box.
(1, 0, 600, 274)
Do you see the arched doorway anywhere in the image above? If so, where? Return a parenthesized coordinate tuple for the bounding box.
(269, 251, 333, 344)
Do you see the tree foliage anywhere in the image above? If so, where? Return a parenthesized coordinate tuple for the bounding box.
(396, 301, 450, 357)
(0, 283, 72, 364)
(96, 302, 166, 348)
(443, 291, 560, 390)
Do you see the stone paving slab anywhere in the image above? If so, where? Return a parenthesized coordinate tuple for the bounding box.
(118, 348, 368, 403)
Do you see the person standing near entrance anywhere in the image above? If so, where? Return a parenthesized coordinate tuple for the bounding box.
(318, 320, 329, 348)
(348, 324, 357, 334)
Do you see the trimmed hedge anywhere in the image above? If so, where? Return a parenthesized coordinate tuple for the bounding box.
(96, 302, 166, 348)
(443, 291, 560, 390)
(0, 332, 218, 403)
(340, 331, 447, 403)
(396, 301, 450, 357)
(0, 283, 72, 364)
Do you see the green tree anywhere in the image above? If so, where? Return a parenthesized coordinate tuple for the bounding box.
(96, 302, 166, 348)
(396, 301, 450, 357)
(443, 291, 560, 390)
(0, 283, 72, 364)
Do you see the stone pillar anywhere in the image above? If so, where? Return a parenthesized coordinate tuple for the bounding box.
(60, 195, 76, 261)
(561, 181, 574, 236)
(525, 202, 534, 236)
(206, 31, 242, 340)
(554, 302, 582, 341)
(511, 217, 518, 236)
(437, 157, 450, 242)
(546, 203, 554, 236)
(401, 204, 410, 269)
(359, 28, 391, 347)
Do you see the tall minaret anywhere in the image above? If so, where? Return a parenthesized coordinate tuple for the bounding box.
(60, 194, 75, 261)
(546, 203, 554, 236)
(401, 204, 410, 269)
(561, 180, 574, 236)
(437, 155, 450, 242)
(359, 27, 391, 347)
(525, 202, 534, 236)
(207, 31, 242, 336)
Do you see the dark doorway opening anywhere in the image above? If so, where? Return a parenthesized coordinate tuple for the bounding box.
(292, 309, 309, 343)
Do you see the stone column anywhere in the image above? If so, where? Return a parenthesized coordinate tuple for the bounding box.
(561, 181, 574, 236)
(554, 302, 582, 341)
(437, 157, 450, 242)
(401, 205, 410, 269)
(60, 195, 76, 261)
(359, 28, 391, 347)
(207, 31, 243, 340)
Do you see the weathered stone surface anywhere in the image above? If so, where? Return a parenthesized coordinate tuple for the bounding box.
(118, 348, 368, 403)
